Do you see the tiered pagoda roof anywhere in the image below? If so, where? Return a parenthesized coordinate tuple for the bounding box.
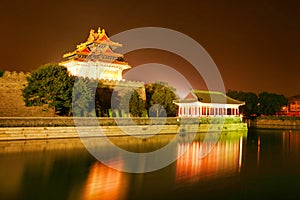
(62, 28, 128, 65)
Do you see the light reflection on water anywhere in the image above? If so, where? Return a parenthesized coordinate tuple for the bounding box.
(175, 135, 243, 185)
(81, 162, 129, 200)
(1, 130, 300, 199)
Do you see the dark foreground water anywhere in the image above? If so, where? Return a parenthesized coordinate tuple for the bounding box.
(0, 129, 300, 200)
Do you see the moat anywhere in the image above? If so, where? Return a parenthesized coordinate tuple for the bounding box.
(0, 129, 299, 200)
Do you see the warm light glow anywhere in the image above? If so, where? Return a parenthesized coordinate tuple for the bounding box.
(62, 61, 129, 80)
(239, 114, 243, 122)
(176, 136, 244, 185)
(61, 27, 130, 81)
(239, 136, 243, 172)
(257, 136, 261, 166)
(81, 162, 129, 200)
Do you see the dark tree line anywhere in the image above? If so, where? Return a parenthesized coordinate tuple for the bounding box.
(227, 90, 288, 117)
(23, 64, 178, 117)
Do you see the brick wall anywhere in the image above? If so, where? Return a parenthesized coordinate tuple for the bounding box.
(0, 71, 55, 117)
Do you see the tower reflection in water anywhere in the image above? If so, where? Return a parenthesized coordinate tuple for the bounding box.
(81, 161, 129, 200)
(176, 135, 244, 185)
(80, 133, 245, 199)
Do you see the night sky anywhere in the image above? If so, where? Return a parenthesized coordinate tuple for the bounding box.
(0, 0, 299, 97)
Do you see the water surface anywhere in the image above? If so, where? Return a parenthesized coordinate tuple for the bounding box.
(0, 129, 299, 200)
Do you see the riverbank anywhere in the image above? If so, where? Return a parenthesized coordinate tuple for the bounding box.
(0, 124, 247, 141)
(0, 117, 244, 127)
(247, 116, 300, 129)
(0, 117, 247, 141)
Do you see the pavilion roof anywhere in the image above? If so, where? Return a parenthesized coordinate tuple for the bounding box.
(175, 90, 245, 105)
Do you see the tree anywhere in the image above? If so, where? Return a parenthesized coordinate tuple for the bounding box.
(23, 63, 75, 116)
(227, 90, 288, 117)
(227, 90, 260, 117)
(259, 92, 288, 115)
(95, 85, 114, 117)
(128, 90, 146, 117)
(110, 88, 146, 117)
(145, 82, 178, 117)
(0, 69, 3, 77)
(72, 77, 96, 117)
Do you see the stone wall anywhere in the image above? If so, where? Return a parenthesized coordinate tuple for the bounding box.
(0, 123, 247, 141)
(0, 71, 146, 117)
(0, 71, 55, 117)
(99, 79, 146, 100)
(248, 116, 300, 129)
(0, 117, 244, 127)
(0, 116, 247, 140)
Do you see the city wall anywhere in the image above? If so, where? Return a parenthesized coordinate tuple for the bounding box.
(0, 71, 146, 117)
(0, 71, 247, 141)
(0, 71, 55, 117)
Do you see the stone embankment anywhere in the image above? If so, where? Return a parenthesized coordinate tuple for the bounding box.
(247, 116, 300, 129)
(0, 117, 247, 141)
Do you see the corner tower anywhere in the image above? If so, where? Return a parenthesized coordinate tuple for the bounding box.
(61, 28, 131, 80)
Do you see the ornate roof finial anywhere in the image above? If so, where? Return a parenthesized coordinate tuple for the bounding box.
(87, 29, 95, 42)
(98, 27, 101, 35)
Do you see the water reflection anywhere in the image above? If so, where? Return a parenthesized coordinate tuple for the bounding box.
(81, 162, 129, 200)
(0, 133, 248, 199)
(176, 135, 244, 185)
(282, 130, 300, 150)
(0, 157, 24, 199)
(257, 136, 261, 166)
(9, 130, 300, 199)
(0, 139, 92, 200)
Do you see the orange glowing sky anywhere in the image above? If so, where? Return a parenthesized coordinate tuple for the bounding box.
(0, 0, 299, 96)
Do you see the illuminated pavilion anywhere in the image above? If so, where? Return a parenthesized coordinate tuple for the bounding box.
(174, 90, 245, 117)
(61, 27, 131, 80)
